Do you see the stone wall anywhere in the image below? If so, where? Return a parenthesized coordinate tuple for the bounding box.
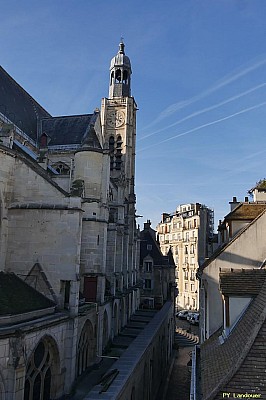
(86, 301, 175, 400)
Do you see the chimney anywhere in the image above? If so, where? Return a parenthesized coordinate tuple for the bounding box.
(144, 220, 151, 230)
(229, 196, 240, 211)
(161, 213, 169, 223)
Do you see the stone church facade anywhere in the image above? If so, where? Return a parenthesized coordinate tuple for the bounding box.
(0, 42, 141, 399)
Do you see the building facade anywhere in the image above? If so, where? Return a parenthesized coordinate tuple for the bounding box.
(157, 203, 214, 311)
(198, 190, 266, 343)
(192, 188, 266, 400)
(139, 220, 176, 310)
(0, 42, 141, 399)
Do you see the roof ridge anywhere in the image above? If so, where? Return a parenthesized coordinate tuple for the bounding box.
(199, 207, 266, 273)
(44, 113, 93, 119)
(205, 273, 266, 400)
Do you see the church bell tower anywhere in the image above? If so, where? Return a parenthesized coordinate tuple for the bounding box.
(101, 41, 138, 290)
(101, 40, 137, 187)
(109, 40, 131, 98)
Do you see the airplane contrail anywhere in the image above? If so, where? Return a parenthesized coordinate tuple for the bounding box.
(138, 101, 266, 153)
(139, 83, 266, 141)
(142, 57, 266, 129)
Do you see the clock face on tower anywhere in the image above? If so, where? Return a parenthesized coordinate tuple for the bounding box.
(107, 110, 125, 128)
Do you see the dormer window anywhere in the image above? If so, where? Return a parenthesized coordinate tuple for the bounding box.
(40, 133, 48, 148)
(144, 261, 152, 273)
(147, 244, 152, 250)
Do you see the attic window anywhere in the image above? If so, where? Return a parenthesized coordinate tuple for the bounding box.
(147, 244, 152, 250)
(40, 133, 48, 148)
(144, 261, 152, 272)
(144, 279, 152, 289)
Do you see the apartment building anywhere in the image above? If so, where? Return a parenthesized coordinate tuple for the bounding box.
(157, 203, 214, 310)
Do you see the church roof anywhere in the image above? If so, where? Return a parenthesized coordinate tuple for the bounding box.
(0, 272, 55, 316)
(41, 112, 101, 147)
(0, 66, 51, 141)
(0, 66, 101, 149)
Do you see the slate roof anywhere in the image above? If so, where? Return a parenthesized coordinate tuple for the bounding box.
(220, 268, 266, 296)
(0, 66, 100, 148)
(200, 269, 266, 399)
(41, 113, 101, 147)
(0, 272, 55, 316)
(0, 66, 51, 141)
(140, 223, 175, 268)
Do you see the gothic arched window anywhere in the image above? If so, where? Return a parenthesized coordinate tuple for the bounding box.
(77, 320, 95, 376)
(51, 162, 70, 175)
(24, 340, 52, 400)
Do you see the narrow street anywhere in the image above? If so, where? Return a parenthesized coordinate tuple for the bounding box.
(163, 318, 199, 400)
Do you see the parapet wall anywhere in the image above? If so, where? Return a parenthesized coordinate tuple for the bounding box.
(86, 301, 175, 400)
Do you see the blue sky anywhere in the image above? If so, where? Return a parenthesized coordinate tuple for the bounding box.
(1, 0, 266, 230)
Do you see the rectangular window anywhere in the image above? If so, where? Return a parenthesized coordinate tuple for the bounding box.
(185, 283, 188, 291)
(147, 244, 152, 250)
(144, 279, 152, 289)
(144, 261, 152, 272)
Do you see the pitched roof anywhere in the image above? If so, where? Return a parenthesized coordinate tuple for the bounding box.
(220, 268, 266, 296)
(0, 66, 51, 141)
(200, 269, 266, 399)
(0, 272, 55, 316)
(224, 203, 266, 221)
(0, 66, 101, 149)
(41, 113, 101, 147)
(198, 208, 266, 274)
(140, 224, 175, 268)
